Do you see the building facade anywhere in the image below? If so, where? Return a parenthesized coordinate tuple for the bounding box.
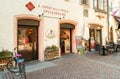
(109, 0, 120, 44)
(0, 0, 108, 61)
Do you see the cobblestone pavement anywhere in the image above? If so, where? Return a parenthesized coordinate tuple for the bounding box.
(26, 52, 120, 79)
(84, 51, 120, 67)
(2, 51, 120, 79)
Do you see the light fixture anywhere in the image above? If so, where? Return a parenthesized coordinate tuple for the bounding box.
(38, 13, 65, 19)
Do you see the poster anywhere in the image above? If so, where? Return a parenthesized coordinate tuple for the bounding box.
(76, 36, 83, 50)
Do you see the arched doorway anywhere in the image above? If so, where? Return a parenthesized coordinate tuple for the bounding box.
(60, 23, 75, 55)
(17, 19, 39, 61)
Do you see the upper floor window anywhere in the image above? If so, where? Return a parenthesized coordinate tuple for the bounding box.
(83, 9, 88, 17)
(93, 0, 107, 12)
(81, 0, 89, 5)
(64, 0, 70, 2)
(99, 0, 104, 10)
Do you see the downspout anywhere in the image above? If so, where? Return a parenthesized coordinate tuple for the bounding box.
(107, 0, 109, 40)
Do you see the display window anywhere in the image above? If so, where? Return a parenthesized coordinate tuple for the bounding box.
(18, 26, 38, 61)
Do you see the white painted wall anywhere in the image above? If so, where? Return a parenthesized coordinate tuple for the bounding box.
(0, 0, 84, 51)
(0, 0, 108, 53)
(44, 18, 59, 47)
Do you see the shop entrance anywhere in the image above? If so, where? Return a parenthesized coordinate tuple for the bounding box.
(60, 23, 75, 55)
(89, 28, 102, 50)
(17, 19, 39, 61)
(60, 29, 71, 55)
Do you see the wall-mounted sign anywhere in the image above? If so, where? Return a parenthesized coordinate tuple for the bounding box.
(38, 4, 68, 17)
(45, 29, 57, 39)
(25, 2, 35, 11)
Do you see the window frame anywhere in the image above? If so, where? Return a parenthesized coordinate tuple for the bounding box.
(64, 0, 70, 2)
(81, 0, 89, 5)
(93, 0, 106, 12)
(83, 9, 88, 17)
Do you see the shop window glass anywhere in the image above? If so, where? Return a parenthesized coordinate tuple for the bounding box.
(90, 29, 95, 39)
(96, 30, 101, 44)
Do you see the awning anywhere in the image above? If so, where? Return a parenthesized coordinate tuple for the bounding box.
(114, 16, 120, 22)
(114, 16, 120, 29)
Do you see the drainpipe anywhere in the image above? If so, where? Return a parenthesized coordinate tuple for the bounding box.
(107, 0, 109, 40)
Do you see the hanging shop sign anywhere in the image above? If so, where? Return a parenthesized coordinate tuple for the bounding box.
(45, 29, 57, 39)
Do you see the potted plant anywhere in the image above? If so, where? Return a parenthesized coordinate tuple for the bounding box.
(0, 50, 12, 58)
(45, 45, 59, 60)
(0, 49, 12, 70)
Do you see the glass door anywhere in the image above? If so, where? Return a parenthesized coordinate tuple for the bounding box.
(96, 30, 102, 44)
(18, 26, 38, 61)
(60, 29, 71, 55)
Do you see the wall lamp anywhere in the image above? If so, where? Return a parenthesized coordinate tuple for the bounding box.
(39, 13, 65, 19)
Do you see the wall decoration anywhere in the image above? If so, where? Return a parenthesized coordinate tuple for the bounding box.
(45, 29, 57, 39)
(25, 2, 35, 11)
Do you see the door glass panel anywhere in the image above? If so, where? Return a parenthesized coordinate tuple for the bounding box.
(60, 29, 70, 54)
(18, 26, 38, 61)
(90, 29, 95, 49)
(96, 30, 101, 44)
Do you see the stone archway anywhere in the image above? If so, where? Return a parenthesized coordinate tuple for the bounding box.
(17, 19, 39, 61)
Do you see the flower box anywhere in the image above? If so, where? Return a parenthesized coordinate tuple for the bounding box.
(45, 45, 59, 61)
